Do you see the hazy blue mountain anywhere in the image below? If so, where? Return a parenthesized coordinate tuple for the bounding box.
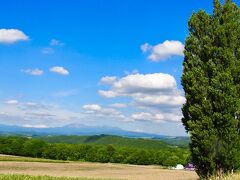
(0, 123, 167, 138)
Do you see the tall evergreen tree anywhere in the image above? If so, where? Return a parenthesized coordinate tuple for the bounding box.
(182, 0, 240, 178)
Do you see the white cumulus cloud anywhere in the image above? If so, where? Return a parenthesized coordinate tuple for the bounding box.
(0, 29, 29, 44)
(98, 72, 185, 123)
(50, 66, 69, 75)
(133, 94, 185, 108)
(98, 90, 117, 98)
(131, 112, 182, 123)
(99, 73, 177, 96)
(141, 40, 184, 61)
(83, 104, 102, 111)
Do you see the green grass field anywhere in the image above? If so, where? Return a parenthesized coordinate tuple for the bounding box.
(0, 174, 118, 180)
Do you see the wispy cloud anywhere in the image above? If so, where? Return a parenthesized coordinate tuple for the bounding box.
(82, 104, 126, 120)
(0, 29, 29, 44)
(22, 124, 49, 128)
(5, 100, 18, 105)
(100, 76, 117, 85)
(50, 39, 64, 46)
(41, 47, 54, 54)
(0, 100, 84, 127)
(41, 39, 64, 54)
(140, 43, 151, 53)
(19, 102, 49, 110)
(53, 89, 78, 97)
(21, 68, 44, 76)
(110, 103, 127, 108)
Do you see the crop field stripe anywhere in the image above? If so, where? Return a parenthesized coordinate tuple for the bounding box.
(0, 174, 119, 180)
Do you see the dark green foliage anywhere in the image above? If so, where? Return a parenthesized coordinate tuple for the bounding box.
(162, 155, 180, 167)
(0, 136, 26, 155)
(182, 0, 240, 178)
(23, 139, 48, 157)
(40, 135, 180, 150)
(0, 136, 189, 167)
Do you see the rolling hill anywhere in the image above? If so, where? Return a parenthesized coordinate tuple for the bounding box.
(40, 134, 189, 149)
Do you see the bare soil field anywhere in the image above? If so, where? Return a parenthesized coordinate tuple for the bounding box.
(0, 161, 198, 180)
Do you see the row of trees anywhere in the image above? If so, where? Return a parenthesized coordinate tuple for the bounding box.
(0, 136, 190, 167)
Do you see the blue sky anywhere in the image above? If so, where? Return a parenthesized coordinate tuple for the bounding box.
(0, 0, 231, 136)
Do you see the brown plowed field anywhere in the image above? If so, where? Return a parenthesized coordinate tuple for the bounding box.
(0, 161, 198, 180)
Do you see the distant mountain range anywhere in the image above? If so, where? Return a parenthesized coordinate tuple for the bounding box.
(0, 123, 169, 138)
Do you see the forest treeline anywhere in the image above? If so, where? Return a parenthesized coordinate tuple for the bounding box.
(0, 136, 190, 167)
